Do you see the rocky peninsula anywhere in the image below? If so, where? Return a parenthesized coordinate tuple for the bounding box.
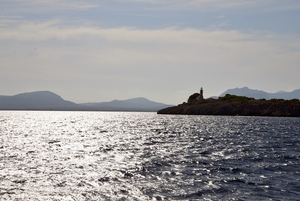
(158, 93, 300, 117)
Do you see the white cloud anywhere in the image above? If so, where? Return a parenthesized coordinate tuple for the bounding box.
(1, 21, 299, 103)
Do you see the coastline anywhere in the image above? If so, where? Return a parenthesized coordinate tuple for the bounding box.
(158, 94, 300, 117)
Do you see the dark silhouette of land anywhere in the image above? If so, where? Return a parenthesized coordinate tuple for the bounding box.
(158, 91, 300, 117)
(0, 91, 173, 112)
(1, 88, 300, 114)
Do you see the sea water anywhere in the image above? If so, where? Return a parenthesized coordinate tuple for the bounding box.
(0, 111, 299, 200)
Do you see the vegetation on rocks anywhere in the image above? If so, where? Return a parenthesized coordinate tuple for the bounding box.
(218, 94, 255, 102)
(188, 93, 200, 103)
(158, 94, 300, 117)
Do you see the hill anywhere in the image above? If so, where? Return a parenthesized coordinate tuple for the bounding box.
(220, 87, 300, 100)
(158, 94, 300, 117)
(0, 91, 79, 110)
(80, 97, 173, 112)
(0, 91, 172, 111)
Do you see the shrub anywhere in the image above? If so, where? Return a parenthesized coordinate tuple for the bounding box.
(218, 94, 254, 102)
(188, 93, 200, 103)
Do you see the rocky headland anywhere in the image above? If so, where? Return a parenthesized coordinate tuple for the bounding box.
(157, 94, 300, 117)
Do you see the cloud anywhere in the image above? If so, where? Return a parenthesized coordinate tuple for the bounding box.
(2, 0, 98, 11)
(0, 0, 98, 22)
(1, 20, 299, 103)
(118, 0, 300, 11)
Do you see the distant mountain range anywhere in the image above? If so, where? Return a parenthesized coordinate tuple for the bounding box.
(81, 97, 172, 111)
(1, 87, 299, 111)
(0, 91, 79, 110)
(0, 91, 173, 111)
(219, 87, 300, 100)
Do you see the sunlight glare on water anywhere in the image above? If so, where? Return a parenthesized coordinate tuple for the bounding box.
(0, 111, 300, 200)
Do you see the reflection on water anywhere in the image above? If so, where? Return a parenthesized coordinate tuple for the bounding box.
(0, 111, 300, 200)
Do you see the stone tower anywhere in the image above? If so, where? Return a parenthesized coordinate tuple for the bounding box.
(199, 87, 204, 100)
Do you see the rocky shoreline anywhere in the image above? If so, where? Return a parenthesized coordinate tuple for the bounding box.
(157, 94, 300, 117)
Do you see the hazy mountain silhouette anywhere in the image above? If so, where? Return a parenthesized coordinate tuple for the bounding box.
(3, 88, 298, 111)
(0, 91, 173, 111)
(80, 97, 173, 111)
(0, 91, 79, 110)
(220, 87, 300, 100)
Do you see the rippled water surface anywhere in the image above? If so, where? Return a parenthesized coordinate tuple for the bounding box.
(0, 111, 300, 200)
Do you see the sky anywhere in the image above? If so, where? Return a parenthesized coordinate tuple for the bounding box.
(0, 0, 300, 104)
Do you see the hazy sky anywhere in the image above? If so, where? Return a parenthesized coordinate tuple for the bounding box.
(1, 0, 300, 104)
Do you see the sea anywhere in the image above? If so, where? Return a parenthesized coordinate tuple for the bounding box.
(0, 111, 300, 201)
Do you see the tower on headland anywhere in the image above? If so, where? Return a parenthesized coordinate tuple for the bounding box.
(198, 87, 204, 101)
